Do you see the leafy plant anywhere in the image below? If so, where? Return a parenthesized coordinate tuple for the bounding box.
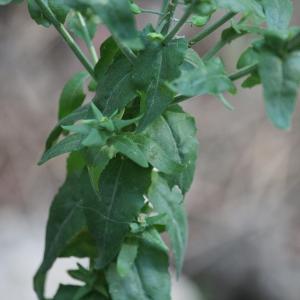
(2, 0, 300, 299)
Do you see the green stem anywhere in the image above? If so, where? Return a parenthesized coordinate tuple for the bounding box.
(160, 0, 179, 34)
(164, 2, 196, 44)
(288, 32, 300, 51)
(228, 64, 258, 81)
(189, 12, 237, 46)
(114, 39, 137, 64)
(76, 12, 98, 65)
(34, 0, 95, 79)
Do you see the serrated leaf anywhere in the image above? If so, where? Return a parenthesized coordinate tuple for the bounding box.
(34, 171, 93, 299)
(258, 50, 300, 129)
(215, 0, 264, 17)
(58, 71, 89, 120)
(106, 229, 170, 300)
(39, 133, 85, 165)
(133, 38, 188, 131)
(117, 239, 139, 277)
(171, 57, 235, 97)
(83, 157, 151, 269)
(148, 173, 188, 275)
(261, 0, 293, 30)
(94, 56, 137, 115)
(110, 134, 149, 168)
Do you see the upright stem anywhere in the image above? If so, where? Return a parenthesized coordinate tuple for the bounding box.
(34, 0, 95, 79)
(160, 0, 178, 34)
(189, 12, 237, 46)
(114, 39, 137, 64)
(76, 12, 98, 65)
(164, 2, 196, 44)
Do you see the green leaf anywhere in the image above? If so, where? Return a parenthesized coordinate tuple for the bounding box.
(261, 0, 293, 30)
(131, 135, 183, 175)
(28, 0, 51, 27)
(106, 229, 171, 300)
(46, 104, 91, 150)
(161, 108, 198, 193)
(58, 71, 89, 120)
(49, 0, 70, 23)
(258, 50, 300, 129)
(83, 157, 151, 269)
(117, 239, 139, 277)
(65, 0, 142, 49)
(215, 0, 264, 17)
(237, 47, 259, 69)
(94, 37, 119, 82)
(171, 57, 235, 97)
(133, 38, 188, 131)
(110, 134, 149, 168)
(34, 171, 92, 299)
(148, 173, 188, 275)
(52, 285, 81, 300)
(94, 56, 137, 115)
(39, 133, 85, 165)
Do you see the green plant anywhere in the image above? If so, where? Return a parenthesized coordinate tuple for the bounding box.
(2, 0, 300, 299)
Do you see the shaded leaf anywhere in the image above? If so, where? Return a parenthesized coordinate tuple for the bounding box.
(58, 71, 89, 120)
(133, 38, 188, 131)
(83, 157, 151, 269)
(34, 171, 93, 299)
(94, 56, 136, 115)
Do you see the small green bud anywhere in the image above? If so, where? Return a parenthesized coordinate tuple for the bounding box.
(130, 3, 142, 14)
(191, 15, 209, 27)
(147, 32, 165, 41)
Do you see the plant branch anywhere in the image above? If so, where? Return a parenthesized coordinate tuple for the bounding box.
(189, 12, 237, 46)
(229, 64, 258, 81)
(34, 0, 95, 79)
(160, 0, 179, 34)
(76, 12, 98, 65)
(164, 2, 196, 44)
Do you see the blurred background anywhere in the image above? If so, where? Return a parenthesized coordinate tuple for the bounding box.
(1, 1, 300, 299)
